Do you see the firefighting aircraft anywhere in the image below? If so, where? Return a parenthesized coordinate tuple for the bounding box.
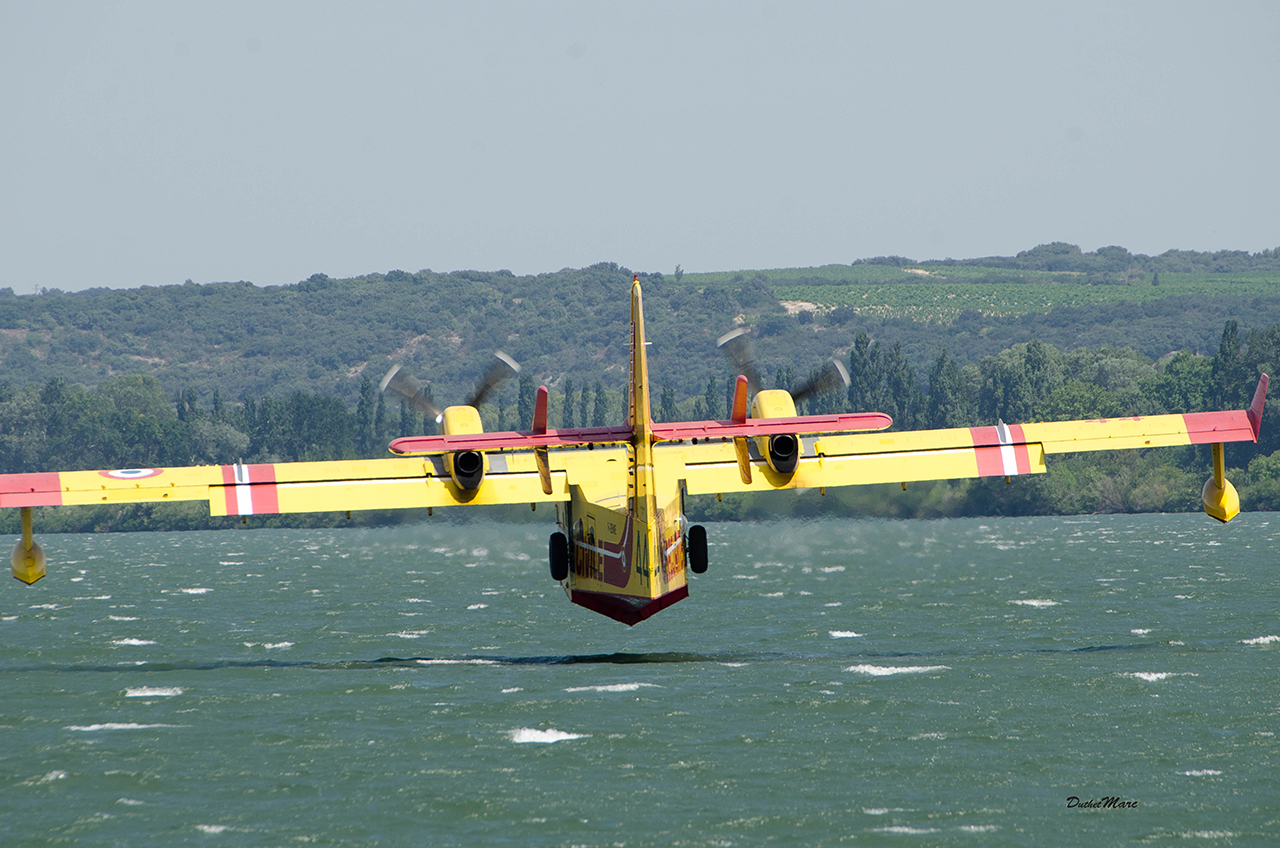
(2, 278, 1270, 625)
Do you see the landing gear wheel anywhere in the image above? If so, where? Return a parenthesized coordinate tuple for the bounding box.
(688, 524, 708, 574)
(549, 532, 569, 582)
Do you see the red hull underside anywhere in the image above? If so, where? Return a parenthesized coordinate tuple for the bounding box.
(570, 585, 690, 626)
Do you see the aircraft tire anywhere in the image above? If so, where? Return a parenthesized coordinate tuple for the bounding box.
(688, 524, 708, 574)
(549, 532, 570, 582)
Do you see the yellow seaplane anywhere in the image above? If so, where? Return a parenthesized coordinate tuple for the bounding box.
(3, 278, 1270, 625)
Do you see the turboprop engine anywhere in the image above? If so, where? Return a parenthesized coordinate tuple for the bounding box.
(439, 406, 487, 490)
(380, 353, 520, 492)
(749, 389, 801, 474)
(718, 327, 851, 476)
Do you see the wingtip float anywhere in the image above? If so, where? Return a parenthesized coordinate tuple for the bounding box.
(1200, 373, 1268, 522)
(5, 280, 1271, 625)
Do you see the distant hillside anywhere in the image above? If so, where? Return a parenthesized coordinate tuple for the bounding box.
(1, 243, 1278, 409)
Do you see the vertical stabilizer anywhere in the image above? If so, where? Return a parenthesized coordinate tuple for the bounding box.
(629, 276, 653, 444)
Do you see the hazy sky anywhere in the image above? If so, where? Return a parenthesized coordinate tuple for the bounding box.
(3, 1, 1278, 293)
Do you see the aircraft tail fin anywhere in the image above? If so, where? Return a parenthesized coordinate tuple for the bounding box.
(629, 276, 652, 442)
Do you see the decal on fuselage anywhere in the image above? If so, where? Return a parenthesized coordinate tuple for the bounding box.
(571, 511, 632, 588)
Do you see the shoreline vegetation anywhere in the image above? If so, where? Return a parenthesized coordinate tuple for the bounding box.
(3, 241, 1279, 533)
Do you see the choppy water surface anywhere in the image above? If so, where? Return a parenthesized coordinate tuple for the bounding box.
(3, 514, 1278, 845)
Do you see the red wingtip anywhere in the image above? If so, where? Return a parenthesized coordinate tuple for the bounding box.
(1247, 373, 1268, 440)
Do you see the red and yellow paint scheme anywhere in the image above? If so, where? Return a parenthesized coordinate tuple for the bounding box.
(2, 278, 1270, 625)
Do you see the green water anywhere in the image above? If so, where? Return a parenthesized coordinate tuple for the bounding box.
(2, 515, 1277, 846)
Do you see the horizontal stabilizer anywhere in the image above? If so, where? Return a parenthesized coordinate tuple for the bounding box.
(390, 425, 635, 455)
(652, 412, 892, 442)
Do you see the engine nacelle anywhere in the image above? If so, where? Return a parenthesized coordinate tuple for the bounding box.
(750, 389, 802, 474)
(441, 405, 488, 491)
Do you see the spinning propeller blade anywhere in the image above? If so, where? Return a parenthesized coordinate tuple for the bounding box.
(716, 327, 764, 395)
(379, 364, 443, 421)
(791, 358, 851, 403)
(717, 327, 849, 405)
(466, 351, 521, 408)
(379, 352, 521, 424)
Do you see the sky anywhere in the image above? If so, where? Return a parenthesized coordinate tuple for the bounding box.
(2, 1, 1278, 293)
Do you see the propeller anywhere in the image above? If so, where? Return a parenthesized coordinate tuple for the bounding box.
(465, 351, 521, 408)
(716, 328, 765, 395)
(791, 357, 850, 404)
(379, 352, 520, 423)
(716, 327, 849, 404)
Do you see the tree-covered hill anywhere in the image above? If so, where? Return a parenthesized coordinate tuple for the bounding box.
(3, 244, 1280, 412)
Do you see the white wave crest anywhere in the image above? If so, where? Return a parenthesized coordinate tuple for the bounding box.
(112, 638, 156, 646)
(178, 588, 212, 594)
(1009, 599, 1059, 607)
(871, 826, 940, 834)
(845, 664, 950, 676)
(829, 631, 864, 639)
(508, 728, 587, 744)
(1126, 672, 1198, 682)
(1241, 635, 1280, 645)
(415, 658, 500, 665)
(65, 723, 181, 731)
(1180, 769, 1222, 776)
(564, 683, 660, 693)
(125, 687, 183, 698)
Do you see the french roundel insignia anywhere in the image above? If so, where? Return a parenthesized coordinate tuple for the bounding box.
(99, 469, 164, 480)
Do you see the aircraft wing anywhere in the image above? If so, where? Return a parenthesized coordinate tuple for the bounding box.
(1, 378, 1264, 513)
(0, 448, 632, 516)
(666, 376, 1268, 495)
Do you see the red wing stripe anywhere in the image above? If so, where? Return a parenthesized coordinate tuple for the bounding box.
(248, 465, 279, 514)
(220, 464, 280, 515)
(970, 427, 1003, 477)
(973, 446, 1005, 477)
(970, 425, 1032, 477)
(1010, 424, 1032, 474)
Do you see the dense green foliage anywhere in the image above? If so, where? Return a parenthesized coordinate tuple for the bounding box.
(2, 243, 1280, 531)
